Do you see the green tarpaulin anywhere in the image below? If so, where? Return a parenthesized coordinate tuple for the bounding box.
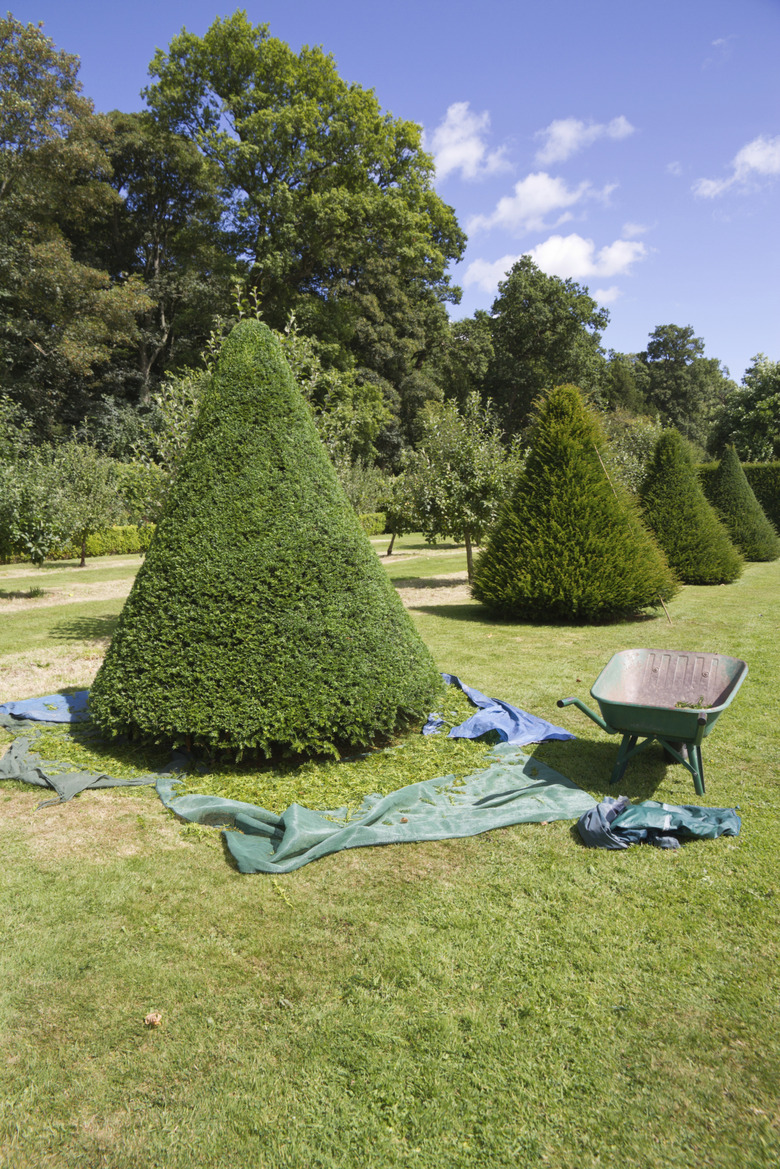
(0, 728, 596, 871)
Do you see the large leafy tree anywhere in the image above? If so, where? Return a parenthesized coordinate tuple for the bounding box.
(0, 15, 152, 434)
(79, 110, 238, 400)
(639, 325, 735, 448)
(709, 354, 780, 461)
(485, 256, 609, 434)
(143, 12, 465, 439)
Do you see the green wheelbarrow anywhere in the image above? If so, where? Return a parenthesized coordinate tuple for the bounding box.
(557, 649, 748, 795)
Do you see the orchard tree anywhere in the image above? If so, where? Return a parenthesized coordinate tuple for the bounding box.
(144, 12, 465, 437)
(403, 393, 515, 580)
(486, 256, 609, 433)
(54, 441, 126, 566)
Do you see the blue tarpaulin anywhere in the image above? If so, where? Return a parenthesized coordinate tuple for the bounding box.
(423, 673, 574, 745)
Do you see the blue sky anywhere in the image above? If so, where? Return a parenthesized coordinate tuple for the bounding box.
(14, 0, 780, 380)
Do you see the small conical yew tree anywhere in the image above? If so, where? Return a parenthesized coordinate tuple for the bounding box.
(90, 320, 443, 757)
(640, 430, 743, 584)
(704, 447, 780, 561)
(471, 384, 678, 621)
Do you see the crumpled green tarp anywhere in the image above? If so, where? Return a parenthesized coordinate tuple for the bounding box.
(1, 718, 596, 872)
(156, 743, 596, 873)
(0, 734, 159, 806)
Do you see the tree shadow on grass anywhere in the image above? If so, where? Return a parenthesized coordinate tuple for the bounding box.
(413, 602, 665, 627)
(533, 736, 672, 803)
(394, 576, 468, 590)
(50, 613, 119, 641)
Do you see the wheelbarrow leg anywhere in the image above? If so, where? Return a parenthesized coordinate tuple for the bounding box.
(689, 744, 705, 796)
(610, 735, 638, 786)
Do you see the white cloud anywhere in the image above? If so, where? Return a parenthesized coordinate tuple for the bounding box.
(462, 233, 647, 297)
(594, 286, 623, 304)
(425, 102, 510, 181)
(666, 161, 683, 177)
(462, 254, 522, 293)
(527, 233, 647, 280)
(534, 115, 635, 165)
(622, 222, 649, 238)
(693, 133, 780, 197)
(467, 172, 613, 235)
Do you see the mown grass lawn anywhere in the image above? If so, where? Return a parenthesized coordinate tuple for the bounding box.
(1, 541, 779, 1169)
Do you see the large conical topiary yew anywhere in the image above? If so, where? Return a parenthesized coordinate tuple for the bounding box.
(90, 320, 443, 757)
(640, 430, 743, 584)
(471, 384, 678, 621)
(703, 447, 780, 561)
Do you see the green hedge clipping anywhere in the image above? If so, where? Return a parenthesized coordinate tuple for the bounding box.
(471, 385, 678, 621)
(700, 449, 780, 561)
(640, 431, 743, 584)
(90, 319, 443, 758)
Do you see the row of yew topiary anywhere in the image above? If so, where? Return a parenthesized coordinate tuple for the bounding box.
(472, 385, 779, 622)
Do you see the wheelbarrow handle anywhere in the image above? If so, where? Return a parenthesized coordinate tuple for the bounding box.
(557, 696, 615, 734)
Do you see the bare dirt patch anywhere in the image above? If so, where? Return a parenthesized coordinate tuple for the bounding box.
(394, 570, 472, 609)
(0, 577, 133, 613)
(0, 786, 190, 864)
(0, 644, 109, 705)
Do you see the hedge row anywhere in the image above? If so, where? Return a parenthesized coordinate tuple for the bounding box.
(48, 524, 155, 561)
(700, 463, 780, 530)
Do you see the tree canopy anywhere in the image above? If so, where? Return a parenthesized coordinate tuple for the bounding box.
(639, 325, 735, 448)
(0, 14, 153, 434)
(144, 12, 466, 442)
(709, 354, 780, 461)
(485, 257, 609, 433)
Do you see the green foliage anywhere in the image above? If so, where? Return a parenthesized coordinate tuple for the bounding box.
(113, 462, 167, 527)
(54, 441, 126, 566)
(144, 12, 465, 435)
(486, 257, 609, 433)
(472, 385, 677, 621)
(639, 430, 743, 584)
(0, 16, 154, 434)
(90, 319, 443, 758)
(709, 354, 780, 461)
(741, 462, 780, 530)
(601, 409, 664, 494)
(357, 513, 386, 536)
(403, 393, 516, 580)
(700, 448, 780, 562)
(50, 524, 154, 561)
(639, 324, 735, 447)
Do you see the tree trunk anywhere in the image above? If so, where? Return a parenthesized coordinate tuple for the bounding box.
(386, 530, 396, 556)
(80, 533, 87, 568)
(464, 530, 474, 582)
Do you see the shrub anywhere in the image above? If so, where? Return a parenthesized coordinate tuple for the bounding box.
(358, 512, 386, 535)
(701, 448, 780, 562)
(90, 319, 443, 758)
(744, 463, 780, 531)
(471, 385, 678, 621)
(640, 430, 743, 584)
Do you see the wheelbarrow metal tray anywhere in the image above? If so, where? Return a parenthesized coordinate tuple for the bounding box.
(591, 649, 748, 740)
